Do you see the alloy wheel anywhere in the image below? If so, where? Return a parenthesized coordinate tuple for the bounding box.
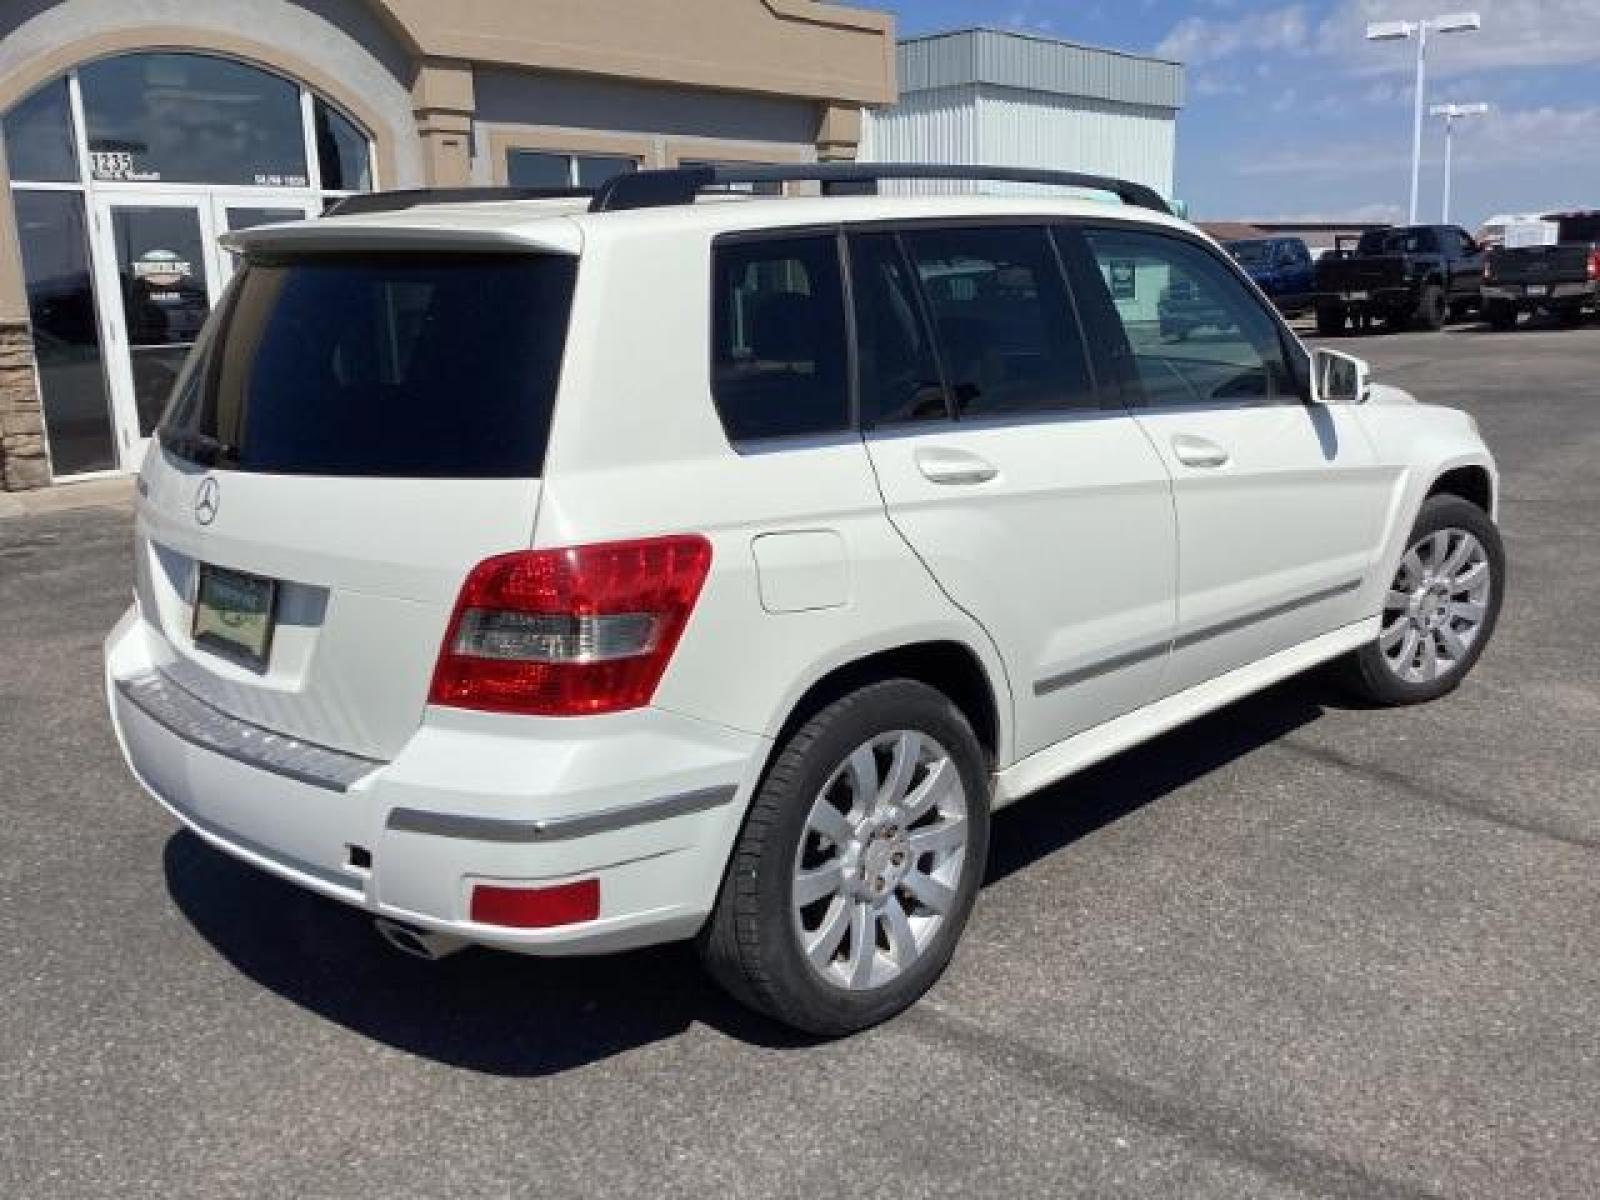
(790, 730, 970, 991)
(1378, 527, 1492, 684)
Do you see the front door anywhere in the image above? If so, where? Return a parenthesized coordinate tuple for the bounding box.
(1069, 224, 1395, 697)
(91, 192, 317, 468)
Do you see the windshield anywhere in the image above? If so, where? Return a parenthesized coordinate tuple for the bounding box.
(1556, 214, 1600, 243)
(1357, 228, 1436, 255)
(1225, 241, 1274, 266)
(159, 252, 576, 477)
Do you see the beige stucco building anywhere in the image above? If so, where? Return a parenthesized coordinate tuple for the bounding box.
(0, 0, 893, 489)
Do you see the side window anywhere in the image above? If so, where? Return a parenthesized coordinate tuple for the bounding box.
(711, 235, 849, 442)
(848, 232, 949, 426)
(1083, 227, 1297, 408)
(900, 225, 1097, 417)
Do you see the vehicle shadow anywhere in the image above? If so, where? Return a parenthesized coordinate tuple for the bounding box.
(163, 670, 1343, 1076)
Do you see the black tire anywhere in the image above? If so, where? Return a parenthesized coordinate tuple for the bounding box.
(1485, 299, 1518, 331)
(1447, 300, 1473, 323)
(1413, 284, 1446, 331)
(1316, 306, 1345, 336)
(1555, 304, 1585, 327)
(1338, 494, 1505, 706)
(698, 679, 991, 1036)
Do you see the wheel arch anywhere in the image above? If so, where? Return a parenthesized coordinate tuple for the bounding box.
(1427, 463, 1495, 516)
(767, 639, 1009, 774)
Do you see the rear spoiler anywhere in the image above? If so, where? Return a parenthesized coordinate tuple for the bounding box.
(218, 221, 582, 258)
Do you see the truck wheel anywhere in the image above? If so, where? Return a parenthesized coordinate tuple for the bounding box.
(1338, 495, 1504, 707)
(1315, 306, 1345, 336)
(1485, 300, 1517, 331)
(1447, 300, 1473, 323)
(698, 679, 990, 1036)
(1413, 284, 1446, 331)
(1555, 304, 1585, 327)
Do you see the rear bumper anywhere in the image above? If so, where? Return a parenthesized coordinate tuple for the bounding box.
(1481, 281, 1596, 304)
(104, 605, 767, 955)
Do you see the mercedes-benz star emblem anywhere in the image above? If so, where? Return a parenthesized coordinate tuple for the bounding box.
(194, 476, 220, 526)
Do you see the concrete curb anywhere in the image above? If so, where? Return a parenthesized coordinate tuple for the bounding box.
(0, 476, 134, 519)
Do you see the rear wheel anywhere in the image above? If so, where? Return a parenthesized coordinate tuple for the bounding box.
(1413, 284, 1446, 331)
(1316, 306, 1346, 336)
(699, 679, 990, 1036)
(1485, 299, 1518, 331)
(1339, 495, 1504, 706)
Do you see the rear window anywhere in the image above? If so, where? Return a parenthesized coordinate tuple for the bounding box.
(1357, 228, 1438, 256)
(1557, 214, 1600, 243)
(160, 253, 576, 477)
(710, 235, 849, 443)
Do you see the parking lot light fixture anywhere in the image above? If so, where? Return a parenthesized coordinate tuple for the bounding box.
(1365, 11, 1483, 224)
(1430, 101, 1490, 224)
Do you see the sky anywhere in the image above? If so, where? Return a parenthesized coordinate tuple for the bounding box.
(873, 1, 1600, 228)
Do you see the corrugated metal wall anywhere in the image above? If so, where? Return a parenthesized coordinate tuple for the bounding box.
(860, 85, 1175, 199)
(857, 85, 981, 194)
(975, 86, 1175, 196)
(899, 28, 1182, 111)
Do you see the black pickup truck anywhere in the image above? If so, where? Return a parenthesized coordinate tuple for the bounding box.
(1481, 211, 1600, 330)
(1314, 224, 1485, 334)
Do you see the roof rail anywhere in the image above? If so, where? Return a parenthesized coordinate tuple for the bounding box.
(325, 186, 590, 217)
(589, 162, 1172, 216)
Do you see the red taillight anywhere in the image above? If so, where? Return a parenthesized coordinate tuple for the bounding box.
(429, 535, 712, 716)
(471, 879, 600, 928)
(1588, 249, 1600, 282)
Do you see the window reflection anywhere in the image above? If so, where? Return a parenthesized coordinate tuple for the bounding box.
(79, 53, 307, 186)
(313, 99, 371, 191)
(2, 80, 79, 183)
(14, 191, 117, 474)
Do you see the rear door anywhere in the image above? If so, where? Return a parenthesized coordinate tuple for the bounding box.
(1066, 222, 1394, 695)
(853, 224, 1177, 760)
(134, 245, 578, 759)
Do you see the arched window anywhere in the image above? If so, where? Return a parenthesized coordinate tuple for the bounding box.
(2, 52, 374, 477)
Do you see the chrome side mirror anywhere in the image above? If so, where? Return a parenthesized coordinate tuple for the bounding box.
(1312, 347, 1371, 405)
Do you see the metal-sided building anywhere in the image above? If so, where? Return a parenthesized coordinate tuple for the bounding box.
(860, 27, 1184, 200)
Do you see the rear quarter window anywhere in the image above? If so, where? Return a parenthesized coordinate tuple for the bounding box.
(710, 234, 850, 443)
(161, 252, 575, 478)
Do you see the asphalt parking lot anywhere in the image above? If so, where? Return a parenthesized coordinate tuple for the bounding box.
(3, 322, 1598, 1199)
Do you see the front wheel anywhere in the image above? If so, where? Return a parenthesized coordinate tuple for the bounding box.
(1339, 494, 1505, 706)
(698, 679, 990, 1036)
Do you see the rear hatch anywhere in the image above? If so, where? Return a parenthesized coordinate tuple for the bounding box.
(1316, 254, 1405, 292)
(133, 221, 579, 759)
(1489, 243, 1592, 285)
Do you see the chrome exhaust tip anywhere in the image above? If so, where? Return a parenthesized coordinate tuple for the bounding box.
(374, 917, 469, 962)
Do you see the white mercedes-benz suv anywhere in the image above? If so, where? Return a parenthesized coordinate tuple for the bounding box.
(105, 164, 1504, 1035)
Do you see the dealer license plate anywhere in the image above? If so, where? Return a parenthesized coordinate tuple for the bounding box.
(1343, 291, 1368, 301)
(1526, 284, 1548, 297)
(192, 564, 277, 670)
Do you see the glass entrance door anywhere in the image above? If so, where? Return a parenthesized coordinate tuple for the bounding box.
(92, 193, 221, 465)
(90, 192, 317, 466)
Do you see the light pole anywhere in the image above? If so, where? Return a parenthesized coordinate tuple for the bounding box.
(1430, 101, 1489, 224)
(1366, 12, 1482, 225)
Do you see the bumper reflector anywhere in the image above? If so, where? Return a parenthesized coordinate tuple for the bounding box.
(470, 879, 600, 928)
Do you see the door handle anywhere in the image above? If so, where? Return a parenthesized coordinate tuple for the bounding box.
(914, 446, 999, 485)
(1170, 433, 1230, 469)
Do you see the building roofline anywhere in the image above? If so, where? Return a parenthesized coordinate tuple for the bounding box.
(897, 24, 1183, 69)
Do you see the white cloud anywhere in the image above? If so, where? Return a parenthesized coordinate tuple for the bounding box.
(1155, 4, 1313, 66)
(1233, 103, 1600, 177)
(1158, 0, 1600, 75)
(1320, 0, 1600, 76)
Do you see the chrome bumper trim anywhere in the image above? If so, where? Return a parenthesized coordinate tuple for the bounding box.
(116, 670, 384, 793)
(386, 784, 739, 843)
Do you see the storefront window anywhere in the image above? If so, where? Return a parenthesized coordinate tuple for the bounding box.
(1, 80, 79, 183)
(78, 53, 307, 187)
(313, 99, 371, 192)
(507, 150, 637, 189)
(13, 191, 116, 475)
